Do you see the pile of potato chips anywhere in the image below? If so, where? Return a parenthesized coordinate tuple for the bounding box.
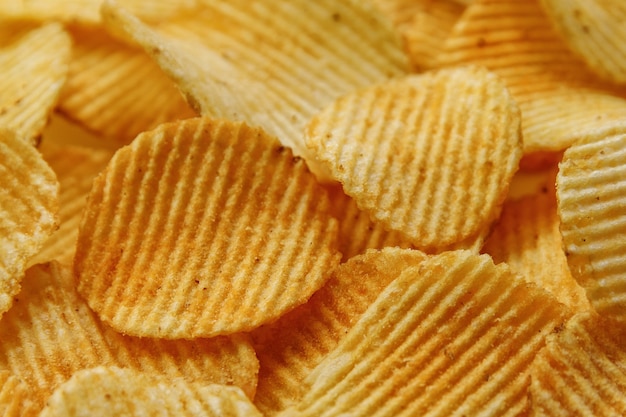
(1, 0, 625, 415)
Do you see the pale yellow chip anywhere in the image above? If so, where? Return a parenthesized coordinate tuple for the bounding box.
(483, 187, 590, 312)
(437, 0, 626, 158)
(251, 247, 427, 415)
(540, 0, 626, 85)
(369, 0, 467, 70)
(59, 25, 196, 145)
(31, 140, 113, 266)
(306, 66, 522, 251)
(0, 23, 70, 145)
(0, 129, 59, 317)
(39, 367, 263, 417)
(281, 251, 571, 416)
(101, 0, 410, 179)
(74, 117, 340, 339)
(0, 0, 199, 25)
(530, 312, 626, 416)
(556, 126, 626, 324)
(0, 262, 259, 414)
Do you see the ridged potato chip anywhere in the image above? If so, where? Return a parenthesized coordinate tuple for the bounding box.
(483, 188, 590, 312)
(74, 117, 340, 339)
(530, 312, 626, 416)
(251, 247, 427, 415)
(438, 0, 626, 159)
(101, 0, 410, 179)
(0, 129, 58, 317)
(32, 140, 113, 266)
(0, 23, 70, 145)
(370, 0, 466, 70)
(39, 367, 263, 417)
(306, 66, 522, 251)
(281, 251, 570, 416)
(0, 262, 259, 415)
(540, 0, 626, 85)
(556, 126, 626, 324)
(59, 25, 196, 145)
(0, 0, 198, 25)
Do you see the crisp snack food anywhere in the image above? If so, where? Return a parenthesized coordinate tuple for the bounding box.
(39, 367, 263, 417)
(0, 262, 259, 415)
(74, 117, 340, 338)
(0, 128, 59, 317)
(539, 0, 626, 85)
(306, 65, 522, 251)
(280, 251, 570, 416)
(0, 23, 70, 145)
(59, 24, 195, 145)
(0, 371, 36, 417)
(556, 126, 626, 324)
(100, 0, 410, 179)
(483, 187, 590, 312)
(251, 247, 428, 415)
(530, 312, 626, 416)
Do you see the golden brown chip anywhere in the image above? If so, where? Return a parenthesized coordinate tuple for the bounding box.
(32, 140, 113, 266)
(556, 126, 626, 324)
(306, 66, 522, 251)
(251, 247, 427, 415)
(39, 367, 263, 417)
(59, 25, 196, 145)
(483, 188, 590, 312)
(0, 371, 36, 417)
(438, 0, 626, 157)
(101, 0, 410, 179)
(281, 251, 570, 416)
(74, 117, 340, 339)
(539, 0, 626, 85)
(369, 0, 467, 70)
(0, 23, 70, 145)
(0, 262, 259, 414)
(0, 128, 59, 317)
(530, 312, 626, 416)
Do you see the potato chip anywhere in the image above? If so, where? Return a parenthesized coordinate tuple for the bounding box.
(32, 140, 113, 266)
(74, 117, 340, 339)
(251, 247, 427, 415)
(101, 0, 410, 179)
(0, 128, 58, 317)
(281, 251, 570, 416)
(556, 126, 626, 324)
(483, 187, 590, 312)
(0, 371, 36, 417)
(39, 367, 263, 417)
(530, 312, 626, 416)
(325, 184, 415, 261)
(539, 0, 626, 85)
(438, 0, 626, 159)
(0, 0, 198, 25)
(369, 0, 467, 70)
(0, 23, 70, 145)
(0, 262, 259, 414)
(305, 66, 522, 251)
(59, 25, 196, 145)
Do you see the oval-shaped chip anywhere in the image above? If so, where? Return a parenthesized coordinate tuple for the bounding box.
(74, 117, 340, 339)
(306, 66, 522, 251)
